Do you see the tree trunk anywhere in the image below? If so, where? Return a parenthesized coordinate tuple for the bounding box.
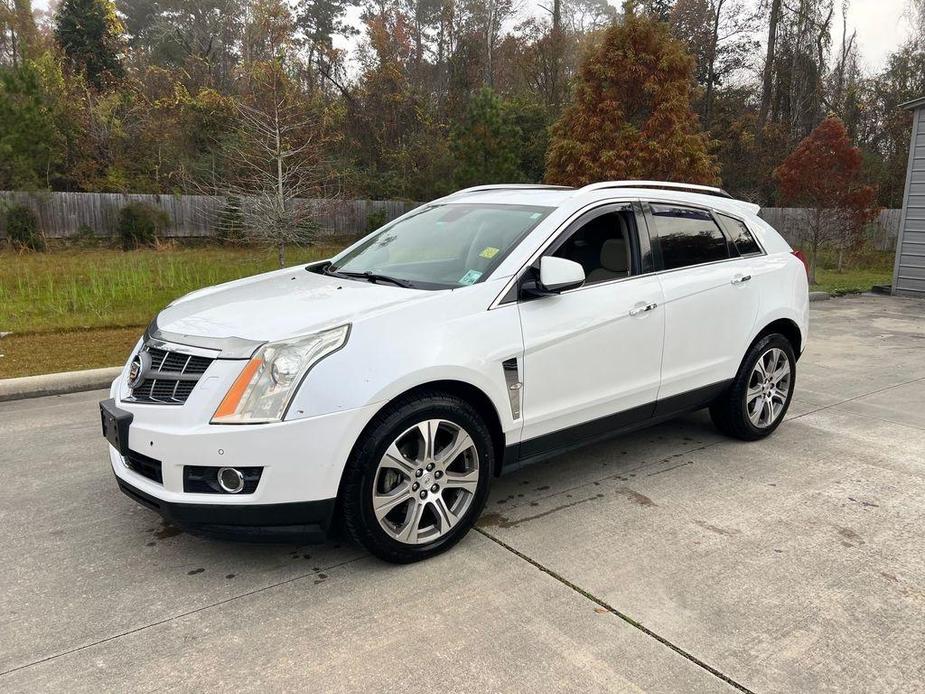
(272, 96, 288, 268)
(703, 0, 724, 129)
(809, 239, 818, 286)
(757, 0, 782, 139)
(550, 0, 563, 111)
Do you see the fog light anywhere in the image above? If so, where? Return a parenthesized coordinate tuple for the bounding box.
(217, 467, 245, 494)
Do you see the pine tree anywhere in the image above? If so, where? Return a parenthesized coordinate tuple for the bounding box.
(54, 0, 124, 89)
(0, 59, 66, 190)
(545, 5, 719, 186)
(450, 87, 524, 188)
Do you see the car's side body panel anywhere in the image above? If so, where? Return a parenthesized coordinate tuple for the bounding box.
(517, 273, 666, 442)
(487, 188, 806, 469)
(638, 198, 763, 399)
(285, 278, 524, 438)
(654, 258, 760, 399)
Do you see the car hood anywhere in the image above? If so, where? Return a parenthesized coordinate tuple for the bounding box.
(153, 265, 431, 344)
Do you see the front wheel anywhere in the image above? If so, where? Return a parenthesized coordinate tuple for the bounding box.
(341, 392, 493, 563)
(710, 334, 796, 441)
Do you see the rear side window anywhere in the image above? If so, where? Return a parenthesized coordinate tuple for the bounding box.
(649, 205, 729, 270)
(718, 214, 762, 256)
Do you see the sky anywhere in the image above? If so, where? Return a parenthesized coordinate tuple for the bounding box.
(841, 0, 912, 70)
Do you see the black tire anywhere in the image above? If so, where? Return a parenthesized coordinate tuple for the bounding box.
(341, 390, 493, 563)
(710, 333, 797, 441)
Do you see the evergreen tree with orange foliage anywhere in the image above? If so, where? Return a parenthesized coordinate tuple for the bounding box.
(545, 1, 718, 187)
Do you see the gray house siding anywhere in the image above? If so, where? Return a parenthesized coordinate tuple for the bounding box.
(894, 105, 925, 296)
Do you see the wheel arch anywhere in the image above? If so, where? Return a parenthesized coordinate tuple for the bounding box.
(341, 378, 508, 495)
(752, 317, 803, 358)
(395, 380, 506, 476)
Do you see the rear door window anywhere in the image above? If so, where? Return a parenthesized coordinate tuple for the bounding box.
(718, 214, 763, 256)
(649, 205, 730, 271)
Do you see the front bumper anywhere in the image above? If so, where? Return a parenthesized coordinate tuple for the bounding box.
(115, 474, 336, 542)
(105, 362, 383, 540)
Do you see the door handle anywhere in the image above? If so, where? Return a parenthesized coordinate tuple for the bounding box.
(629, 302, 658, 316)
(731, 274, 752, 285)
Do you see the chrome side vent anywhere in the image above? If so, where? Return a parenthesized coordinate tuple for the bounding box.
(502, 358, 522, 419)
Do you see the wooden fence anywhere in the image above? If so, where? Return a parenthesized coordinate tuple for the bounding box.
(0, 191, 902, 251)
(0, 191, 420, 241)
(758, 207, 900, 252)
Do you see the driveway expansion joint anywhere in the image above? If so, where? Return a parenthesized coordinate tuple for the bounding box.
(0, 554, 365, 679)
(475, 527, 756, 694)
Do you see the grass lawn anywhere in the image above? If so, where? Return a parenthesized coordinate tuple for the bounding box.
(810, 267, 893, 295)
(0, 244, 344, 378)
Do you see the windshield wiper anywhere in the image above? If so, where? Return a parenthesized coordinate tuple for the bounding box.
(324, 266, 415, 289)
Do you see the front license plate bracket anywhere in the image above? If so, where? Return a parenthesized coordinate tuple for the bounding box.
(100, 398, 133, 456)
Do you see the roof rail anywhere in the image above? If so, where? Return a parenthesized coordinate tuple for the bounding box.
(576, 180, 733, 199)
(447, 184, 574, 197)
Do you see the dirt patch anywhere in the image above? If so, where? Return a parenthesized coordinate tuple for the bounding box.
(0, 327, 141, 378)
(615, 487, 656, 507)
(478, 494, 606, 529)
(837, 526, 865, 547)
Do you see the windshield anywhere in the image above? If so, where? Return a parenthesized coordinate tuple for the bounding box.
(328, 203, 553, 289)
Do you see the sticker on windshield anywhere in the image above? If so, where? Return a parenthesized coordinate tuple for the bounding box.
(459, 270, 483, 285)
(479, 246, 500, 259)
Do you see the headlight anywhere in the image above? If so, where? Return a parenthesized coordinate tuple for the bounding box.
(211, 325, 350, 424)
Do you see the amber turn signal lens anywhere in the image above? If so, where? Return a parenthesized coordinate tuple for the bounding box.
(213, 357, 263, 420)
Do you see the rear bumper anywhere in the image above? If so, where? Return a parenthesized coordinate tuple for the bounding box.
(115, 474, 337, 543)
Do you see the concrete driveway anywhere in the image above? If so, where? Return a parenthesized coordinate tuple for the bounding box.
(1, 295, 924, 693)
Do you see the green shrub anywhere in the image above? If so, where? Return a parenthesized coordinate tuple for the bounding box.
(73, 223, 98, 247)
(366, 209, 388, 233)
(5, 204, 45, 251)
(118, 202, 169, 250)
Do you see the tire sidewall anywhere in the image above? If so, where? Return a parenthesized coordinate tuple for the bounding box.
(736, 334, 797, 437)
(349, 395, 493, 561)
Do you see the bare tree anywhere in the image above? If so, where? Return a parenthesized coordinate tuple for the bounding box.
(212, 59, 341, 267)
(827, 0, 858, 122)
(671, 0, 758, 127)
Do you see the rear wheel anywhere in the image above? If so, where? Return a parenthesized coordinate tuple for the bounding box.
(342, 392, 492, 563)
(710, 334, 796, 441)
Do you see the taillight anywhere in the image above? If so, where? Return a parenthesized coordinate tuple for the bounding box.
(792, 250, 809, 277)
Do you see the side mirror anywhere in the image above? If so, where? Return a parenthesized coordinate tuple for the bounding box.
(522, 256, 586, 297)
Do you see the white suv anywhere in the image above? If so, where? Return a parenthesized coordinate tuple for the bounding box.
(101, 181, 809, 563)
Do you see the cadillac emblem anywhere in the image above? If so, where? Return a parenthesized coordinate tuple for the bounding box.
(127, 352, 151, 390)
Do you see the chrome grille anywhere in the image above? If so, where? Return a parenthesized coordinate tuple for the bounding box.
(128, 346, 214, 404)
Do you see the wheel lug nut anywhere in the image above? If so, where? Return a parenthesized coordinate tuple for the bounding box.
(434, 470, 443, 479)
(431, 484, 439, 493)
(419, 490, 427, 500)
(426, 463, 435, 471)
(415, 469, 423, 478)
(412, 482, 419, 491)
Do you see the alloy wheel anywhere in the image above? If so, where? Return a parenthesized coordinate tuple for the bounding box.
(746, 347, 792, 428)
(372, 419, 480, 545)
